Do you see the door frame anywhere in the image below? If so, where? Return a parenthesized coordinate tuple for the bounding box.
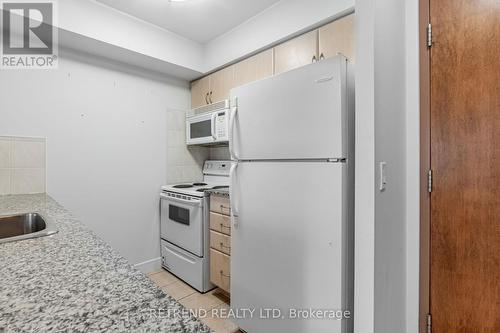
(419, 0, 431, 332)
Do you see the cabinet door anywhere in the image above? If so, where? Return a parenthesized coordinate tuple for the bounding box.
(273, 30, 318, 75)
(209, 65, 234, 103)
(191, 76, 210, 109)
(233, 49, 273, 88)
(319, 14, 355, 62)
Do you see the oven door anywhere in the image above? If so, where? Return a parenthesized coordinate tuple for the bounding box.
(186, 112, 216, 145)
(160, 192, 204, 257)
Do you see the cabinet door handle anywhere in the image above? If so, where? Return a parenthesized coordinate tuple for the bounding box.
(319, 53, 325, 60)
(220, 242, 231, 250)
(220, 223, 231, 230)
(220, 270, 230, 278)
(312, 55, 317, 63)
(205, 92, 209, 104)
(209, 91, 213, 104)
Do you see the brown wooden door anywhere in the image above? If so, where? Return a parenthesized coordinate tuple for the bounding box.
(429, 0, 500, 331)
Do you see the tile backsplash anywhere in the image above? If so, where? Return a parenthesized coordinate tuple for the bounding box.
(209, 146, 230, 160)
(166, 110, 209, 184)
(0, 136, 46, 195)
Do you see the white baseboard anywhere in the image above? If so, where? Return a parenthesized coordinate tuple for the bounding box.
(133, 257, 162, 274)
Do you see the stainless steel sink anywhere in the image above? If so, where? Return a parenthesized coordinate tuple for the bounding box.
(0, 213, 58, 244)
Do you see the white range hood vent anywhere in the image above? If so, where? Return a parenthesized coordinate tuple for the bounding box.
(188, 99, 230, 116)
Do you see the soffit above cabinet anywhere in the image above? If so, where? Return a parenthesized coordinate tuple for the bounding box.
(95, 0, 281, 43)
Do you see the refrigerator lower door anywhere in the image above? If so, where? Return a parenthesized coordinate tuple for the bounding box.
(231, 161, 352, 333)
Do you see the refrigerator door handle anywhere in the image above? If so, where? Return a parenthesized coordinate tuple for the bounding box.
(229, 105, 238, 160)
(229, 162, 239, 224)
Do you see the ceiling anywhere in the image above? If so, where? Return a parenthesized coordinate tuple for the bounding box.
(95, 0, 282, 43)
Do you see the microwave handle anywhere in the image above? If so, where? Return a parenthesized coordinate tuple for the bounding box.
(229, 106, 238, 160)
(211, 112, 217, 139)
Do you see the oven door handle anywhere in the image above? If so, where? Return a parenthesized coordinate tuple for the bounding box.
(160, 193, 203, 206)
(164, 243, 197, 264)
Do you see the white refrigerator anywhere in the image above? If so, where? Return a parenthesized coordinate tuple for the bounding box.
(228, 56, 354, 333)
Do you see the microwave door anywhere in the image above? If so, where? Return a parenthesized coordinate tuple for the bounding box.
(187, 113, 215, 145)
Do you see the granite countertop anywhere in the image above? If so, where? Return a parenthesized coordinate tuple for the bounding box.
(0, 194, 211, 333)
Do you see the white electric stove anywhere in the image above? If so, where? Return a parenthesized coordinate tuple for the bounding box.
(159, 160, 231, 292)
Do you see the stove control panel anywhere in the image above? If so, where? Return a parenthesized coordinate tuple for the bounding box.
(203, 160, 232, 176)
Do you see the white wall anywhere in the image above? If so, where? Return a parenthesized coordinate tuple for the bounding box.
(373, 0, 407, 331)
(0, 49, 190, 272)
(355, 0, 411, 332)
(354, 1, 376, 331)
(405, 0, 420, 332)
(203, 0, 355, 70)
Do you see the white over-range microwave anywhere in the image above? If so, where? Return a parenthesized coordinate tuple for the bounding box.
(186, 100, 230, 146)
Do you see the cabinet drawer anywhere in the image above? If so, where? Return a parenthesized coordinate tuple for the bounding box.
(210, 212, 231, 235)
(210, 230, 231, 255)
(210, 248, 230, 293)
(210, 195, 231, 216)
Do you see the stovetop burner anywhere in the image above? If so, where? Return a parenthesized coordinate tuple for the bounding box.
(193, 182, 207, 186)
(196, 188, 211, 192)
(212, 186, 229, 189)
(173, 184, 193, 189)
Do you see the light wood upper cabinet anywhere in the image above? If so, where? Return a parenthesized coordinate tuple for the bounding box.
(319, 14, 355, 62)
(191, 18, 355, 107)
(233, 49, 274, 88)
(190, 76, 210, 109)
(273, 30, 318, 75)
(190, 66, 234, 108)
(209, 65, 234, 104)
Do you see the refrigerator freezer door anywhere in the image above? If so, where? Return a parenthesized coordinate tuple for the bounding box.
(230, 161, 350, 333)
(230, 56, 348, 160)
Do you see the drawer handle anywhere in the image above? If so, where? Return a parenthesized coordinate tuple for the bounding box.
(220, 242, 231, 250)
(220, 270, 230, 278)
(220, 223, 231, 230)
(220, 204, 231, 212)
